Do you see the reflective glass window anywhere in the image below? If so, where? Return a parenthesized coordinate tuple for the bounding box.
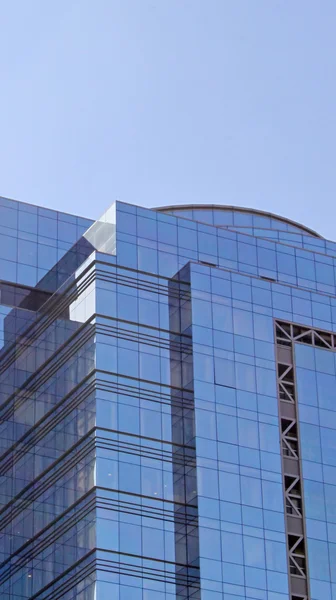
(253, 214, 271, 228)
(221, 531, 243, 564)
(199, 467, 219, 499)
(199, 528, 221, 559)
(262, 480, 283, 511)
(218, 237, 238, 261)
(117, 292, 138, 321)
(18, 211, 38, 234)
(1, 206, 17, 229)
(238, 418, 259, 449)
(219, 471, 240, 502)
(277, 251, 296, 276)
(217, 413, 238, 444)
(0, 234, 17, 262)
(233, 212, 252, 226)
(252, 285, 272, 307)
(259, 422, 279, 453)
(215, 357, 235, 388)
(137, 216, 157, 240)
(295, 344, 315, 370)
(256, 367, 276, 397)
(296, 367, 318, 406)
(253, 313, 273, 342)
(213, 303, 233, 332)
(257, 246, 276, 272)
(233, 308, 253, 337)
(213, 210, 233, 225)
(316, 372, 335, 410)
(238, 241, 257, 266)
(235, 362, 256, 393)
(138, 246, 158, 272)
(120, 522, 141, 554)
(157, 220, 177, 245)
(119, 462, 141, 494)
(300, 422, 322, 462)
(241, 476, 262, 507)
(308, 539, 330, 581)
(178, 224, 198, 250)
(38, 215, 57, 237)
(296, 256, 315, 281)
(316, 261, 334, 285)
(18, 239, 37, 267)
(232, 281, 252, 303)
(196, 409, 217, 440)
(58, 220, 77, 243)
(304, 480, 326, 521)
(243, 536, 265, 568)
(193, 209, 214, 224)
(198, 231, 217, 256)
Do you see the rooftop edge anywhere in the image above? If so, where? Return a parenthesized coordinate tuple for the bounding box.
(154, 204, 322, 239)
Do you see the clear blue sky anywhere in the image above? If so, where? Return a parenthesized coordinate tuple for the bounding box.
(0, 1, 335, 238)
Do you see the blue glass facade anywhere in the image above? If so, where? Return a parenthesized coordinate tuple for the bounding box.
(0, 196, 335, 599)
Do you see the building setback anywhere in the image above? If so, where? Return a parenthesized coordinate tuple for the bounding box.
(0, 196, 335, 600)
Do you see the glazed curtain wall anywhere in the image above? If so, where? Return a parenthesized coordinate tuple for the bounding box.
(94, 260, 200, 600)
(189, 262, 288, 600)
(0, 258, 97, 599)
(116, 201, 336, 316)
(296, 343, 336, 599)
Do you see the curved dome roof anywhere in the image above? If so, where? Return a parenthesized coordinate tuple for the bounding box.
(155, 204, 322, 238)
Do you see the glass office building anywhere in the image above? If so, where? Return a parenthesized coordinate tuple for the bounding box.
(0, 195, 335, 600)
